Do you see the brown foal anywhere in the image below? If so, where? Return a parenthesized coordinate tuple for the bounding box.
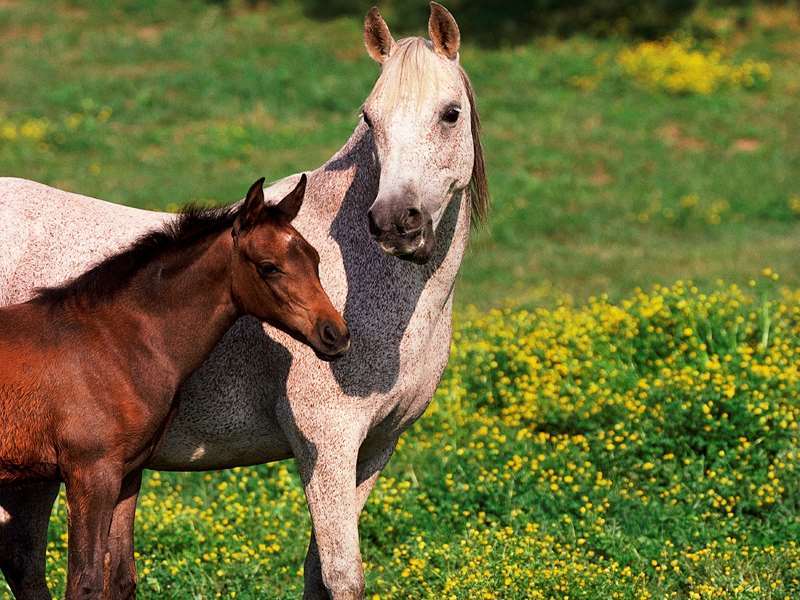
(0, 175, 349, 599)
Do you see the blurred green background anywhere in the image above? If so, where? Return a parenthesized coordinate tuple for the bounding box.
(0, 0, 798, 308)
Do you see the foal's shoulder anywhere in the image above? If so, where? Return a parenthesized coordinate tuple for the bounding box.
(0, 301, 49, 333)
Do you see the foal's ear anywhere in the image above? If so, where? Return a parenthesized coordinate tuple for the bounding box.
(364, 7, 396, 64)
(235, 177, 267, 235)
(428, 2, 460, 61)
(274, 173, 307, 222)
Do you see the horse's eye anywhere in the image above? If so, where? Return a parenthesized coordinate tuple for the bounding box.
(362, 111, 373, 129)
(442, 106, 461, 124)
(257, 263, 279, 278)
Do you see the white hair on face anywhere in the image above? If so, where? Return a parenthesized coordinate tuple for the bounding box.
(366, 36, 489, 225)
(368, 37, 446, 112)
(367, 37, 490, 225)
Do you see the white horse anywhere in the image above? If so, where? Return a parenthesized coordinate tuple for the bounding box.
(0, 3, 488, 598)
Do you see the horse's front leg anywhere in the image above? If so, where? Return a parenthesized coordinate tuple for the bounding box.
(300, 440, 397, 600)
(293, 436, 362, 600)
(63, 462, 122, 600)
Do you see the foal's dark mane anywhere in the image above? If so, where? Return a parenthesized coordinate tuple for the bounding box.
(32, 204, 240, 306)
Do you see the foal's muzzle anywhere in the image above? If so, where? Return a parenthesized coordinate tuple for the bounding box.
(313, 319, 351, 362)
(367, 204, 435, 264)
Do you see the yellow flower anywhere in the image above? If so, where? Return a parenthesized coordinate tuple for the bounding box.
(19, 118, 48, 141)
(618, 38, 770, 95)
(1, 123, 17, 140)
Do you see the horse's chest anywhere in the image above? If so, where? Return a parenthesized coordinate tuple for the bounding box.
(368, 316, 452, 438)
(362, 371, 441, 452)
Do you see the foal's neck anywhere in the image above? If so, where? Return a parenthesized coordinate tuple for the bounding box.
(112, 231, 239, 384)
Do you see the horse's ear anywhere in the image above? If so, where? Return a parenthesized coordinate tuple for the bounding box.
(364, 7, 396, 64)
(274, 173, 307, 222)
(234, 177, 266, 236)
(428, 2, 460, 61)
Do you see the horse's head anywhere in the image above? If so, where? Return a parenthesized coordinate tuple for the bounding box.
(362, 2, 488, 264)
(231, 176, 350, 361)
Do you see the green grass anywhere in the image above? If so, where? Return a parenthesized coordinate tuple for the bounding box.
(1, 0, 798, 307)
(5, 281, 800, 599)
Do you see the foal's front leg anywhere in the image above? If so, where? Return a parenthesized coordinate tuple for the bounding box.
(64, 463, 123, 600)
(106, 471, 142, 600)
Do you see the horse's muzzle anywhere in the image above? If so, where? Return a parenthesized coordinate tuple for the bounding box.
(367, 206, 435, 264)
(312, 319, 351, 361)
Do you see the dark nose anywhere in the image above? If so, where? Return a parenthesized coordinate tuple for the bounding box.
(398, 207, 423, 234)
(318, 320, 350, 355)
(367, 208, 383, 237)
(367, 205, 424, 236)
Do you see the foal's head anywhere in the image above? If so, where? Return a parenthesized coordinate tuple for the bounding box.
(361, 2, 488, 264)
(231, 175, 350, 361)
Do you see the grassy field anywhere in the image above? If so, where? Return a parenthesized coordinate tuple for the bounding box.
(6, 279, 800, 599)
(2, 1, 800, 599)
(1, 0, 798, 307)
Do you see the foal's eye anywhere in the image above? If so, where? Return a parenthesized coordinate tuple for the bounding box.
(257, 263, 279, 278)
(442, 106, 461, 124)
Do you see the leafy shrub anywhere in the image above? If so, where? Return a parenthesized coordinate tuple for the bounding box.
(617, 38, 771, 94)
(290, 0, 775, 44)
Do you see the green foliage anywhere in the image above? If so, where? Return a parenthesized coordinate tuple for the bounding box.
(298, 0, 705, 41)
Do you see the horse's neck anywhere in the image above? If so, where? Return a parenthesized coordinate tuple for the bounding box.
(296, 125, 469, 398)
(109, 232, 238, 383)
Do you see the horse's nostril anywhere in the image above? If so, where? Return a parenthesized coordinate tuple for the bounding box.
(321, 323, 336, 345)
(367, 210, 382, 236)
(398, 207, 423, 234)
